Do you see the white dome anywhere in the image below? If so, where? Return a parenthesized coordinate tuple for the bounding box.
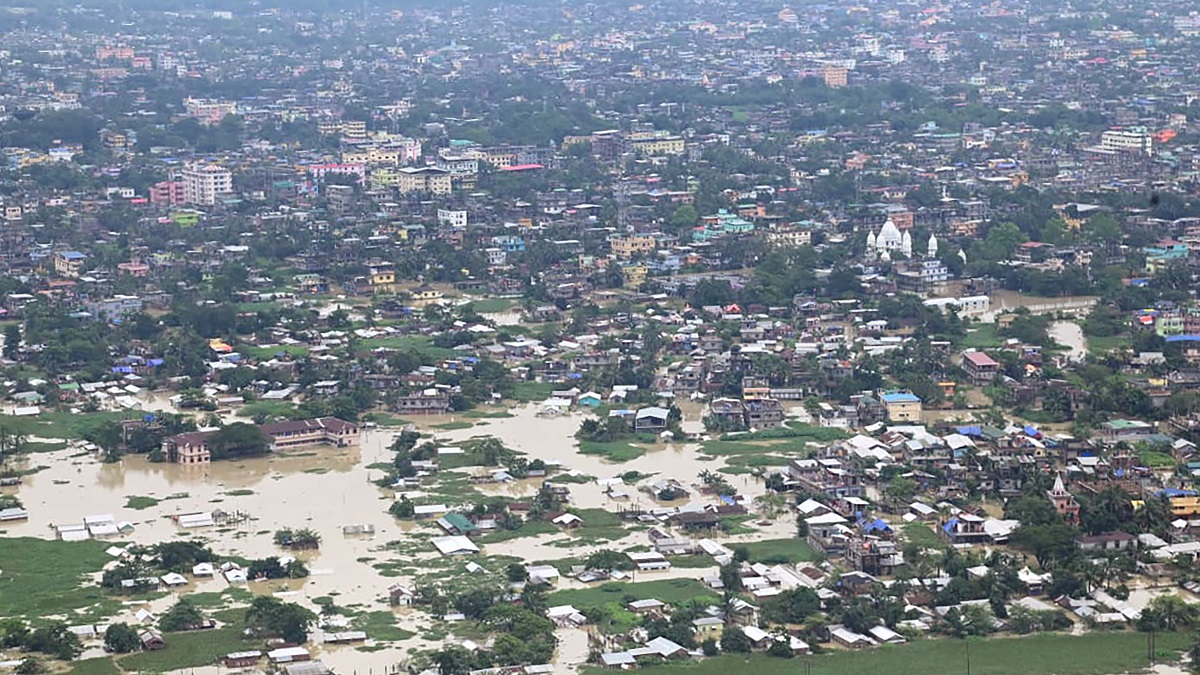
(866, 231, 877, 250)
(877, 219, 902, 250)
(927, 233, 939, 257)
(880, 249, 892, 262)
(901, 230, 913, 256)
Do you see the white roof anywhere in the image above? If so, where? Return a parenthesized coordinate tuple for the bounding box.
(431, 536, 480, 556)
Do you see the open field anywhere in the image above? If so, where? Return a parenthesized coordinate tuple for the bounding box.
(0, 537, 114, 617)
(549, 579, 717, 609)
(738, 538, 819, 563)
(601, 631, 1191, 675)
(116, 627, 256, 672)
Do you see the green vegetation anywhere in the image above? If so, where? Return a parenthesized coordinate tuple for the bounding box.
(0, 538, 113, 617)
(609, 632, 1189, 675)
(477, 520, 559, 543)
(578, 440, 650, 462)
(65, 658, 121, 675)
(511, 382, 555, 402)
(959, 324, 1003, 349)
(738, 538, 819, 563)
(124, 495, 161, 510)
(549, 579, 717, 610)
(0, 411, 127, 441)
(236, 400, 301, 420)
(902, 523, 946, 550)
(1139, 450, 1176, 468)
(117, 628, 254, 672)
(352, 610, 416, 642)
(431, 420, 476, 431)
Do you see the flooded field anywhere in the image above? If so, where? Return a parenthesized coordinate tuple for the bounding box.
(2, 403, 800, 673)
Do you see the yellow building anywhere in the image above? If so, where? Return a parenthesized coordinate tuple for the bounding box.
(629, 133, 685, 156)
(367, 263, 396, 293)
(622, 264, 648, 288)
(396, 167, 452, 195)
(611, 235, 657, 259)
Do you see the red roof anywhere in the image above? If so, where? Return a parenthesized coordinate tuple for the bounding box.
(963, 351, 999, 367)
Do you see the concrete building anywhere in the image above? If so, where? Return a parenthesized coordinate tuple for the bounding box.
(182, 163, 233, 206)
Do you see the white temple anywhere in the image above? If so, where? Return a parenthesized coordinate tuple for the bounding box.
(927, 233, 939, 257)
(866, 218, 904, 254)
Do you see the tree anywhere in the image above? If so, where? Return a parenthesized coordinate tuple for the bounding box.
(103, 623, 140, 653)
(245, 596, 316, 644)
(432, 645, 476, 675)
(1139, 595, 1198, 632)
(1010, 523, 1077, 568)
(14, 658, 44, 675)
(720, 626, 752, 653)
(209, 422, 270, 460)
(159, 599, 205, 632)
(2, 324, 19, 360)
(24, 623, 81, 660)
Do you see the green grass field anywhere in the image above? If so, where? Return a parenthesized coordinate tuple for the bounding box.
(959, 324, 1003, 350)
(465, 298, 519, 313)
(549, 579, 717, 610)
(902, 522, 946, 550)
(0, 411, 128, 441)
(511, 382, 555, 402)
(606, 631, 1189, 675)
(358, 335, 459, 359)
(578, 440, 651, 462)
(0, 537, 114, 617)
(65, 658, 121, 675)
(737, 538, 819, 563)
(116, 627, 257, 672)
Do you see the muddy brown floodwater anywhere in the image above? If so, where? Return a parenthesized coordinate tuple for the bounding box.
(3, 404, 799, 673)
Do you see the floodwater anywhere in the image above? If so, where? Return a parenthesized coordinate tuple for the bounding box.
(982, 290, 1098, 323)
(3, 403, 791, 673)
(1048, 321, 1088, 363)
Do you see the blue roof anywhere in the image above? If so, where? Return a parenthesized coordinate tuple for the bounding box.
(956, 425, 982, 436)
(1166, 335, 1200, 343)
(60, 251, 86, 259)
(1156, 488, 1198, 498)
(1024, 425, 1039, 436)
(881, 392, 920, 404)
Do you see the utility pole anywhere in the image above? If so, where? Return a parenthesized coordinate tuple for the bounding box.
(965, 639, 971, 675)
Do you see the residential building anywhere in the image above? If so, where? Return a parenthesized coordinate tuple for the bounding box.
(184, 98, 238, 125)
(880, 392, 922, 422)
(395, 167, 452, 195)
(962, 351, 1001, 384)
(182, 163, 233, 206)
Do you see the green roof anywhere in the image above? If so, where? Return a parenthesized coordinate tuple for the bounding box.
(442, 512, 478, 532)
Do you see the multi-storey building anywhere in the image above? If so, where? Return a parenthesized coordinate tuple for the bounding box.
(182, 163, 233, 206)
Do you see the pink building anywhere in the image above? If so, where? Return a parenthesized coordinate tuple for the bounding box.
(149, 180, 185, 206)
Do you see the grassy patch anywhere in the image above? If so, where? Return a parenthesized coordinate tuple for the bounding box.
(352, 610, 417, 642)
(549, 579, 717, 610)
(117, 627, 257, 672)
(547, 473, 595, 484)
(66, 658, 121, 675)
(602, 631, 1190, 675)
(23, 440, 69, 453)
(223, 489, 255, 497)
(0, 411, 127, 441)
(236, 400, 301, 420)
(1086, 333, 1127, 356)
(477, 520, 560, 543)
(432, 420, 476, 431)
(0, 537, 114, 618)
(959, 323, 1003, 350)
(466, 298, 518, 313)
(125, 495, 161, 510)
(358, 335, 458, 359)
(1140, 450, 1176, 468)
(578, 440, 649, 462)
(903, 523, 946, 551)
(510, 382, 555, 402)
(237, 344, 310, 360)
(737, 538, 819, 564)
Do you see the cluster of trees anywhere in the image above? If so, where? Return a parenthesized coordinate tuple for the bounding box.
(273, 528, 322, 550)
(0, 620, 82, 661)
(244, 596, 316, 644)
(424, 586, 557, 674)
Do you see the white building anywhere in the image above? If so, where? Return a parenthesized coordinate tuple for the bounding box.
(182, 163, 233, 206)
(1100, 128, 1153, 156)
